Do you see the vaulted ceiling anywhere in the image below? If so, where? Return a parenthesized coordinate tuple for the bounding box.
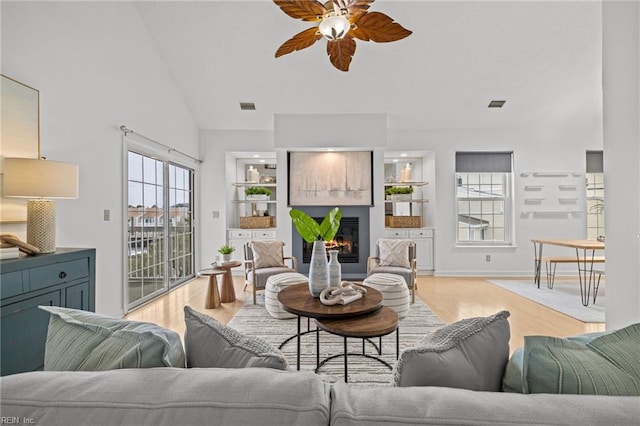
(134, 1, 602, 131)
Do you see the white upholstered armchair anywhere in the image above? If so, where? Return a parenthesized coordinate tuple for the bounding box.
(243, 240, 298, 305)
(367, 238, 417, 303)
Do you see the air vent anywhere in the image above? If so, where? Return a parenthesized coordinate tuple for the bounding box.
(240, 102, 256, 111)
(488, 100, 506, 108)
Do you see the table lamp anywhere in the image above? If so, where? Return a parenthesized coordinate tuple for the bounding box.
(2, 158, 79, 253)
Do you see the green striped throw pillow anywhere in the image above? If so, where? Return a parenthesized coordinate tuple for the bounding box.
(523, 323, 640, 395)
(39, 306, 185, 371)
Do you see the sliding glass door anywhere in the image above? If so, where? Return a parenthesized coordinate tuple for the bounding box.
(127, 151, 194, 310)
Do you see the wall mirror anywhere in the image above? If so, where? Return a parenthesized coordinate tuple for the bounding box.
(1, 74, 40, 222)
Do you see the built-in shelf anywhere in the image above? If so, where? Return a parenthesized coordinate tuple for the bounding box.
(233, 200, 277, 204)
(524, 185, 544, 191)
(231, 182, 277, 187)
(533, 172, 569, 177)
(524, 198, 545, 204)
(384, 199, 429, 203)
(558, 185, 578, 190)
(384, 181, 428, 187)
(558, 198, 578, 204)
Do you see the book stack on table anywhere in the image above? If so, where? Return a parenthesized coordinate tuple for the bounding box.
(0, 246, 19, 260)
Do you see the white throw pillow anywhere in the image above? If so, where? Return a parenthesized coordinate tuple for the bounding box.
(378, 239, 411, 268)
(250, 240, 285, 268)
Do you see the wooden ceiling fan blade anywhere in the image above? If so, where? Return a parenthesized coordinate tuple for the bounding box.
(326, 36, 356, 72)
(350, 11, 412, 43)
(273, 0, 327, 22)
(344, 0, 375, 18)
(275, 27, 323, 58)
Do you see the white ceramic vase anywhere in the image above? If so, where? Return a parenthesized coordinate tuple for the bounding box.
(328, 250, 341, 288)
(308, 240, 329, 297)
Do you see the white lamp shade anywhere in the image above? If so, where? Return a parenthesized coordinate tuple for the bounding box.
(3, 158, 79, 199)
(319, 15, 350, 41)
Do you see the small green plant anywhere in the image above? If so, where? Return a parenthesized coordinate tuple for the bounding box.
(217, 244, 235, 255)
(385, 186, 414, 196)
(245, 187, 271, 196)
(290, 207, 342, 243)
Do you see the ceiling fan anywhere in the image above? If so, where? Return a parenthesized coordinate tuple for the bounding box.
(273, 0, 412, 72)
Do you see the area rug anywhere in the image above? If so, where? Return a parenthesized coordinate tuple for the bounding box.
(488, 279, 605, 323)
(227, 298, 445, 384)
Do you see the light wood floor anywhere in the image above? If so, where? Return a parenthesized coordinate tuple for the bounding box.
(125, 275, 605, 354)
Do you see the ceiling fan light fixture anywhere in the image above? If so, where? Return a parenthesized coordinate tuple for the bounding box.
(319, 14, 350, 41)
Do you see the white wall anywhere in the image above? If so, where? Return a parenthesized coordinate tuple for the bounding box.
(602, 1, 640, 329)
(200, 118, 603, 277)
(1, 2, 199, 316)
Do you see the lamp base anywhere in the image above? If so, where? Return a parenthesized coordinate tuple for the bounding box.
(27, 199, 56, 253)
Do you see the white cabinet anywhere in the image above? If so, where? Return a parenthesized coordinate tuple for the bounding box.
(227, 229, 277, 275)
(382, 228, 434, 272)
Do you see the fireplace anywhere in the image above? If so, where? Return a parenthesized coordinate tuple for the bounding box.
(302, 217, 359, 264)
(291, 206, 370, 279)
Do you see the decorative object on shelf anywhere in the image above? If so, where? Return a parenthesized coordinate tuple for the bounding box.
(273, 0, 412, 72)
(327, 249, 341, 287)
(290, 206, 342, 297)
(386, 215, 422, 228)
(217, 244, 235, 262)
(319, 280, 367, 306)
(240, 216, 275, 229)
(400, 163, 412, 182)
(2, 158, 79, 253)
(246, 165, 259, 183)
(245, 186, 272, 216)
(385, 186, 413, 201)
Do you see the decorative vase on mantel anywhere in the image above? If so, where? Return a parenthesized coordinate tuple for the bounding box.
(328, 250, 341, 288)
(308, 240, 329, 297)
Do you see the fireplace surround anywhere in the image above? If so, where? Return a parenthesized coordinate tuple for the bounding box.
(291, 206, 370, 279)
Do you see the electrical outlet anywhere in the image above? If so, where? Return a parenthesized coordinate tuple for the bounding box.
(103, 209, 110, 221)
(485, 254, 491, 262)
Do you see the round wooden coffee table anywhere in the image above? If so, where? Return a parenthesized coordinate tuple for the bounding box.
(316, 306, 399, 383)
(212, 260, 242, 303)
(277, 283, 384, 371)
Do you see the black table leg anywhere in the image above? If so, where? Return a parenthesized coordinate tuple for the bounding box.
(296, 315, 301, 370)
(344, 337, 348, 383)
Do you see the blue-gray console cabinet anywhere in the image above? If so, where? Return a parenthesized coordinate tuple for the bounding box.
(1, 248, 96, 376)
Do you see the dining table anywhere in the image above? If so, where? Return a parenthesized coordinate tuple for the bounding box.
(531, 238, 605, 306)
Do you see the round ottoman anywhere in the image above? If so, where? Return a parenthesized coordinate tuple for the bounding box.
(265, 272, 308, 319)
(363, 273, 410, 319)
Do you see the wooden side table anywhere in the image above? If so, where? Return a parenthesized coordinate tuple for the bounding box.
(212, 260, 242, 303)
(198, 268, 227, 309)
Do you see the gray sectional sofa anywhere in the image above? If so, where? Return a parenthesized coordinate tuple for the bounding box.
(1, 367, 638, 425)
(2, 307, 639, 425)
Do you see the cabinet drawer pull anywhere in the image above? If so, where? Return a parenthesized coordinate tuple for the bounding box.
(59, 271, 67, 279)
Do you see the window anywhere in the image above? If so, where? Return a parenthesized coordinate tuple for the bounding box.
(126, 151, 195, 311)
(586, 150, 604, 240)
(455, 152, 513, 245)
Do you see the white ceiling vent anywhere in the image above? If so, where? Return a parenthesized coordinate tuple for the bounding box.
(488, 100, 506, 108)
(240, 102, 256, 111)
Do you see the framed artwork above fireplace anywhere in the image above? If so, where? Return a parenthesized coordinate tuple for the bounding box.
(287, 151, 373, 206)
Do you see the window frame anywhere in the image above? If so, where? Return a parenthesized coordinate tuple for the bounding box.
(454, 152, 515, 247)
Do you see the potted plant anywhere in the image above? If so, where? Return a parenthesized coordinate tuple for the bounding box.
(385, 186, 414, 201)
(245, 187, 272, 216)
(289, 207, 342, 297)
(217, 244, 235, 262)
